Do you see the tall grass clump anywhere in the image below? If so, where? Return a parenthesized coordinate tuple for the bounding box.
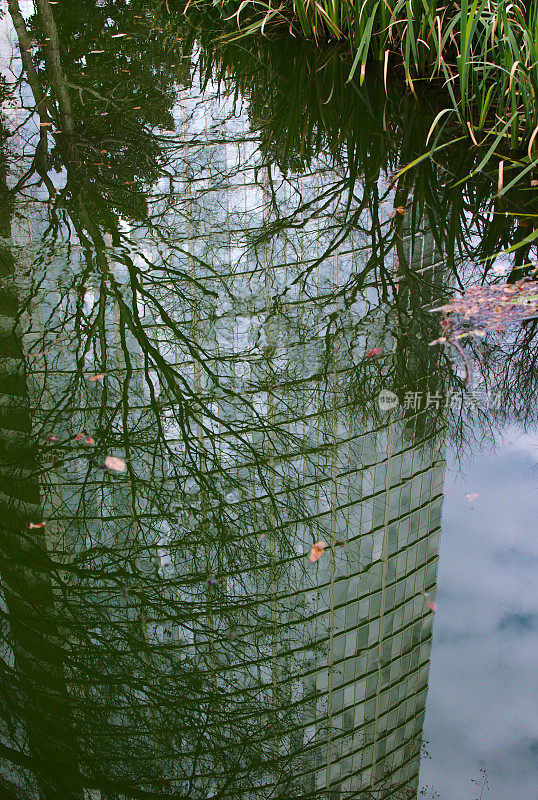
(185, 0, 538, 181)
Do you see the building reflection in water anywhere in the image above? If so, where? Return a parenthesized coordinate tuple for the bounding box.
(0, 11, 448, 800)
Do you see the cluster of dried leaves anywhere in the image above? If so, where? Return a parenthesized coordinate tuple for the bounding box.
(430, 280, 538, 344)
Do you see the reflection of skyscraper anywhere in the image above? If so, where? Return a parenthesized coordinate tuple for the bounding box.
(0, 35, 446, 800)
(130, 83, 446, 799)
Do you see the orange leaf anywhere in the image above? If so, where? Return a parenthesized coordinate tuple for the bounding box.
(309, 541, 327, 563)
(88, 374, 105, 381)
(29, 522, 45, 529)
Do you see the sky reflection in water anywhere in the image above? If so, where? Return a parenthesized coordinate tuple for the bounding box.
(423, 431, 538, 800)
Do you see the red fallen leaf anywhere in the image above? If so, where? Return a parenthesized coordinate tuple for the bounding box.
(88, 374, 105, 381)
(366, 347, 382, 357)
(84, 436, 95, 445)
(426, 600, 438, 612)
(76, 432, 85, 442)
(395, 206, 406, 215)
(45, 434, 59, 443)
(29, 522, 45, 529)
(104, 456, 126, 473)
(309, 541, 327, 563)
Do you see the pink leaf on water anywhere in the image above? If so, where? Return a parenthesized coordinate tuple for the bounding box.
(426, 600, 437, 612)
(104, 456, 126, 473)
(29, 522, 45, 529)
(88, 373, 105, 382)
(309, 541, 327, 563)
(366, 347, 382, 358)
(45, 435, 59, 443)
(466, 492, 478, 502)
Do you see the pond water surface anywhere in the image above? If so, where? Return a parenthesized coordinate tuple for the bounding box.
(0, 3, 536, 800)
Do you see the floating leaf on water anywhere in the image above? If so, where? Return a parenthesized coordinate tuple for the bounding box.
(76, 433, 94, 445)
(432, 281, 538, 336)
(103, 456, 126, 473)
(29, 522, 45, 529)
(110, 33, 127, 38)
(426, 600, 438, 612)
(366, 347, 382, 357)
(45, 434, 59, 443)
(466, 492, 479, 502)
(309, 541, 327, 563)
(88, 373, 105, 381)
